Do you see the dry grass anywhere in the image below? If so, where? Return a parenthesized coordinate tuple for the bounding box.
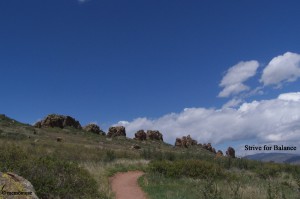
(81, 159, 149, 198)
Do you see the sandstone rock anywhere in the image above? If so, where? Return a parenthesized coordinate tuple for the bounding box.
(203, 143, 213, 151)
(175, 138, 183, 147)
(107, 126, 126, 137)
(134, 130, 147, 141)
(0, 172, 39, 199)
(34, 114, 81, 129)
(175, 135, 197, 148)
(215, 150, 223, 158)
(212, 148, 216, 154)
(202, 143, 219, 154)
(146, 130, 163, 141)
(83, 124, 105, 135)
(226, 147, 236, 158)
(33, 121, 41, 128)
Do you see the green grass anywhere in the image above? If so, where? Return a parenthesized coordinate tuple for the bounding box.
(1, 115, 300, 199)
(140, 159, 300, 199)
(139, 171, 299, 199)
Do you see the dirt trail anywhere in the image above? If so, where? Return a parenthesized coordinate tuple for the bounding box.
(110, 171, 147, 199)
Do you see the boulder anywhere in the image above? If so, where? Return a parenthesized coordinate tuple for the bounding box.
(83, 124, 105, 135)
(202, 143, 218, 154)
(33, 121, 41, 128)
(34, 114, 81, 129)
(107, 126, 126, 137)
(134, 130, 147, 141)
(203, 143, 213, 151)
(0, 172, 39, 199)
(212, 148, 216, 154)
(226, 147, 236, 158)
(175, 135, 197, 148)
(215, 150, 223, 158)
(146, 130, 163, 141)
(175, 138, 183, 147)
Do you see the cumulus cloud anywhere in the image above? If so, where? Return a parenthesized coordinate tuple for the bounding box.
(278, 92, 300, 102)
(260, 52, 300, 86)
(115, 92, 300, 154)
(218, 61, 259, 97)
(222, 98, 244, 108)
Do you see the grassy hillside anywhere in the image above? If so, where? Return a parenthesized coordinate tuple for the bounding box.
(1, 114, 300, 199)
(245, 153, 300, 165)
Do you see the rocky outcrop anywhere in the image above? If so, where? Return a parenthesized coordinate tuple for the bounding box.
(202, 143, 216, 154)
(175, 135, 197, 148)
(226, 147, 236, 158)
(203, 143, 213, 151)
(34, 114, 82, 129)
(215, 150, 223, 158)
(146, 130, 163, 141)
(134, 130, 147, 141)
(33, 121, 42, 128)
(0, 172, 39, 199)
(107, 126, 126, 137)
(83, 124, 105, 135)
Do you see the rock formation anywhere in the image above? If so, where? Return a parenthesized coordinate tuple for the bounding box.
(226, 147, 236, 158)
(203, 143, 213, 151)
(175, 135, 197, 148)
(34, 114, 82, 129)
(202, 143, 217, 154)
(83, 124, 105, 135)
(107, 126, 126, 137)
(134, 130, 147, 141)
(146, 130, 163, 141)
(0, 172, 39, 199)
(215, 150, 223, 158)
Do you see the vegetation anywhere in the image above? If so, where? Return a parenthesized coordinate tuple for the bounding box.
(141, 158, 300, 199)
(1, 114, 300, 198)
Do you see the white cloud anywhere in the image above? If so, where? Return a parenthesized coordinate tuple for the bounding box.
(219, 83, 250, 98)
(260, 52, 300, 86)
(116, 92, 300, 154)
(218, 61, 259, 97)
(278, 92, 300, 102)
(222, 98, 244, 108)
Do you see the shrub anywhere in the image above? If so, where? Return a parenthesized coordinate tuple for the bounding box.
(148, 159, 223, 179)
(0, 145, 102, 199)
(256, 163, 281, 178)
(24, 156, 101, 199)
(104, 150, 116, 162)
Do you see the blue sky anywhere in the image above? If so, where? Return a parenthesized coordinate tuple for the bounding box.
(1, 0, 300, 155)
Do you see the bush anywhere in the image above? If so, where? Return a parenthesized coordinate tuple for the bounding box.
(255, 163, 281, 178)
(104, 150, 116, 162)
(0, 145, 102, 199)
(149, 159, 223, 179)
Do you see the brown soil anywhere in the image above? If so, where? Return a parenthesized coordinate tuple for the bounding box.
(110, 171, 147, 199)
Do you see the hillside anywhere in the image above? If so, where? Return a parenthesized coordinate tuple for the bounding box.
(244, 153, 300, 164)
(1, 114, 300, 199)
(0, 114, 213, 156)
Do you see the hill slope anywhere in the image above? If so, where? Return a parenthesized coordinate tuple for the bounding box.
(244, 153, 300, 164)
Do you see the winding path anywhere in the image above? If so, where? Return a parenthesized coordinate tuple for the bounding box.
(110, 171, 147, 199)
